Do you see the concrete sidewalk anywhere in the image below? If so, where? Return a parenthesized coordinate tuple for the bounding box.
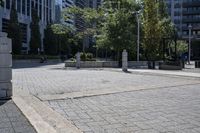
(127, 69, 200, 78)
(0, 100, 36, 133)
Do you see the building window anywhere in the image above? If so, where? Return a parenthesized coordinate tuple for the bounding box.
(17, 0, 21, 13)
(2, 19, 9, 33)
(20, 23, 27, 43)
(22, 0, 25, 15)
(6, 0, 10, 9)
(27, 0, 30, 16)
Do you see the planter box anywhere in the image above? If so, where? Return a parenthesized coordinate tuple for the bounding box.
(0, 81, 12, 99)
(159, 64, 182, 70)
(0, 37, 12, 53)
(0, 32, 8, 37)
(159, 61, 182, 70)
(195, 61, 200, 68)
(0, 54, 12, 67)
(102, 61, 119, 68)
(65, 61, 76, 67)
(128, 61, 148, 68)
(65, 61, 119, 68)
(0, 68, 12, 81)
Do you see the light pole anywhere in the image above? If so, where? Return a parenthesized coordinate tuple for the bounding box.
(188, 24, 192, 64)
(132, 11, 140, 62)
(136, 12, 140, 62)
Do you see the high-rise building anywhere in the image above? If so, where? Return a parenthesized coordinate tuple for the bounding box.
(61, 0, 74, 27)
(165, 0, 200, 39)
(166, 0, 200, 59)
(0, 0, 55, 53)
(59, 0, 102, 49)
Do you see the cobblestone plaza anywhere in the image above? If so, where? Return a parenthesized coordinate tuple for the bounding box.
(12, 63, 200, 133)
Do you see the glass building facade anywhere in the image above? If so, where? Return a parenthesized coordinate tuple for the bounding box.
(0, 0, 55, 53)
(166, 0, 200, 59)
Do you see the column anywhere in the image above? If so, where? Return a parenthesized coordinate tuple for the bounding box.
(0, 32, 12, 99)
(122, 49, 128, 72)
(76, 52, 81, 69)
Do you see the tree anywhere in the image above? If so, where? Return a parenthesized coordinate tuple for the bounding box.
(96, 0, 140, 60)
(64, 6, 100, 53)
(43, 25, 57, 55)
(0, 0, 4, 6)
(29, 9, 41, 54)
(61, 0, 141, 60)
(142, 0, 161, 61)
(7, 0, 22, 54)
(50, 24, 72, 55)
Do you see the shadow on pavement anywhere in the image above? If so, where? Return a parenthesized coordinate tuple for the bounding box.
(0, 100, 8, 106)
(13, 62, 63, 69)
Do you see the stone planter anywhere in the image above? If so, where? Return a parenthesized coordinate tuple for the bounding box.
(159, 61, 182, 70)
(65, 61, 119, 68)
(195, 61, 200, 68)
(0, 54, 12, 67)
(0, 82, 12, 99)
(148, 61, 156, 69)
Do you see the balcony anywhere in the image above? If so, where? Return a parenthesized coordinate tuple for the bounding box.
(181, 35, 200, 40)
(182, 26, 200, 31)
(182, 18, 200, 23)
(182, 10, 200, 15)
(183, 1, 200, 7)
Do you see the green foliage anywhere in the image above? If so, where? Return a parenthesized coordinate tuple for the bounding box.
(61, 0, 141, 60)
(7, 0, 22, 54)
(80, 52, 94, 61)
(30, 9, 41, 54)
(51, 24, 72, 35)
(63, 6, 100, 52)
(80, 52, 87, 61)
(47, 24, 78, 56)
(0, 0, 4, 6)
(142, 0, 160, 61)
(44, 25, 58, 55)
(96, 0, 140, 60)
(176, 41, 188, 55)
(142, 0, 175, 61)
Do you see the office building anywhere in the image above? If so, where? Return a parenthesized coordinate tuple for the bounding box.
(166, 0, 200, 58)
(0, 0, 55, 53)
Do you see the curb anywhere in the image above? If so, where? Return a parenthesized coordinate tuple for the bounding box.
(13, 94, 82, 133)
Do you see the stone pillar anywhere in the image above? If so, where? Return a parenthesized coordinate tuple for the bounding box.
(76, 52, 81, 69)
(122, 49, 128, 72)
(0, 32, 12, 99)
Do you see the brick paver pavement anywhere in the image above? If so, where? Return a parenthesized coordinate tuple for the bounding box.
(0, 100, 36, 133)
(13, 63, 200, 133)
(13, 63, 200, 97)
(47, 84, 200, 133)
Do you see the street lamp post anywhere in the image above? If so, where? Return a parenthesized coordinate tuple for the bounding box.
(136, 12, 140, 62)
(132, 11, 140, 62)
(188, 24, 192, 64)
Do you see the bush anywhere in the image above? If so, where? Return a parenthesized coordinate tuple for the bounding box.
(86, 53, 93, 59)
(80, 53, 87, 61)
(162, 61, 181, 66)
(80, 53, 94, 61)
